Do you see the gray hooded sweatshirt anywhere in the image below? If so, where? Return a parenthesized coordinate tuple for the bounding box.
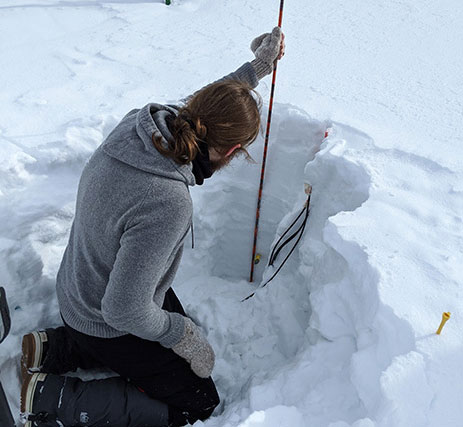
(56, 62, 259, 347)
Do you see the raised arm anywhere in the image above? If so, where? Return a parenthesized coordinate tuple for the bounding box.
(178, 27, 285, 105)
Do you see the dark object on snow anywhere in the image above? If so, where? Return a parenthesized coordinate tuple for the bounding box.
(0, 287, 11, 344)
(166, 0, 171, 5)
(0, 286, 15, 426)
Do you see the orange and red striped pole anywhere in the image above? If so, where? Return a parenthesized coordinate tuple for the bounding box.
(250, 0, 285, 282)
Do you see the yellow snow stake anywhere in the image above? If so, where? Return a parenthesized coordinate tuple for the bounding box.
(436, 312, 451, 335)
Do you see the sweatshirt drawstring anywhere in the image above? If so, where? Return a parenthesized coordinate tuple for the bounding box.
(191, 217, 195, 249)
(186, 185, 195, 249)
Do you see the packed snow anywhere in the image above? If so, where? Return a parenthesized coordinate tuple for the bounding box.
(1, 0, 462, 426)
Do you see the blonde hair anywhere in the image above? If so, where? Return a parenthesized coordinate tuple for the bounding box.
(153, 80, 262, 164)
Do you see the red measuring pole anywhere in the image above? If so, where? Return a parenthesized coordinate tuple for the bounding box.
(250, 0, 285, 282)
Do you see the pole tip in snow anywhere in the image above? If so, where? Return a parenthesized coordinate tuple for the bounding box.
(436, 312, 451, 335)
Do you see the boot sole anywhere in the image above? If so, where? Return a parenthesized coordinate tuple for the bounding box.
(21, 331, 48, 381)
(20, 372, 47, 427)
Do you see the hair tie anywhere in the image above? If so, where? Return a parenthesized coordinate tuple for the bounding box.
(179, 114, 196, 131)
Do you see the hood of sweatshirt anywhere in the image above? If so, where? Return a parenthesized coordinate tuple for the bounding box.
(101, 103, 196, 186)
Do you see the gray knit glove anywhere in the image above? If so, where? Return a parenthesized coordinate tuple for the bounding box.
(250, 27, 283, 79)
(171, 318, 215, 378)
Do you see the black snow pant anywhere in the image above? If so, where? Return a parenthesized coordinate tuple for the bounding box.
(43, 288, 220, 426)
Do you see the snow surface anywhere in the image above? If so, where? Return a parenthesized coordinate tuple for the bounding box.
(1, 0, 462, 426)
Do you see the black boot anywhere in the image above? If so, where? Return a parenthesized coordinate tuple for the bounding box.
(21, 326, 104, 380)
(21, 372, 169, 426)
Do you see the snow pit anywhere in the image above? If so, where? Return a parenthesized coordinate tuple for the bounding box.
(0, 101, 451, 426)
(176, 104, 418, 426)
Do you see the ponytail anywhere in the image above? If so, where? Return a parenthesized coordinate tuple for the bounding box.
(153, 80, 262, 165)
(152, 113, 208, 165)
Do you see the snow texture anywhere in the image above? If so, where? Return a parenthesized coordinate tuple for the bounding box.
(0, 0, 462, 426)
